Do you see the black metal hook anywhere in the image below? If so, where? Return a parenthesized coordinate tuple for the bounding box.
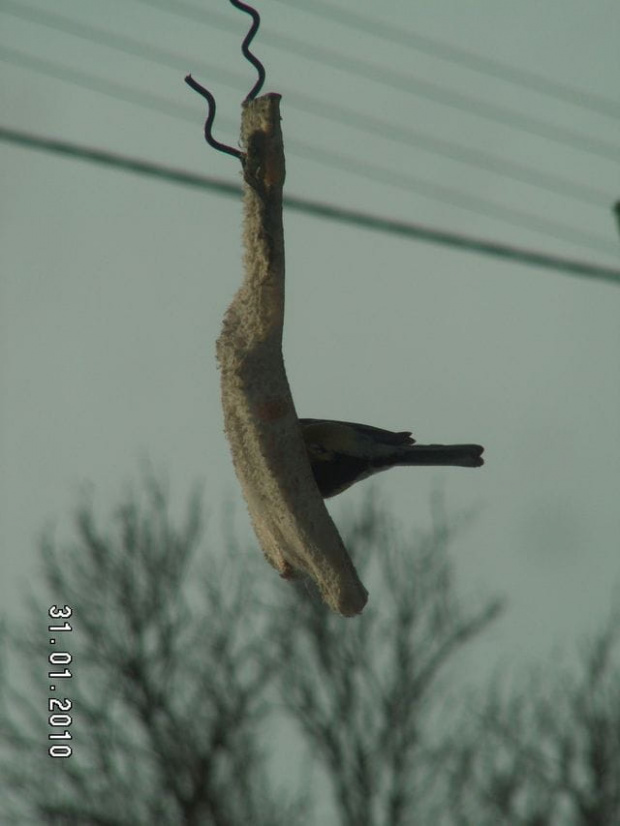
(184, 74, 244, 161)
(230, 0, 266, 102)
(185, 0, 266, 162)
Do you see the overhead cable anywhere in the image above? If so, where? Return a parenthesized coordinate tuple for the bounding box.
(0, 1, 609, 207)
(0, 46, 615, 255)
(2, 125, 618, 286)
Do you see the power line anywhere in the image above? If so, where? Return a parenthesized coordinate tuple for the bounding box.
(274, 0, 620, 120)
(0, 125, 240, 196)
(0, 0, 245, 89)
(286, 92, 609, 209)
(0, 45, 201, 122)
(0, 45, 616, 256)
(288, 142, 618, 256)
(2, 125, 619, 286)
(133, 0, 620, 162)
(1, 0, 608, 209)
(0, 46, 201, 123)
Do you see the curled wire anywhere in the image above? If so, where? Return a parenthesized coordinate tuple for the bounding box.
(230, 0, 266, 101)
(185, 74, 244, 161)
(185, 0, 266, 161)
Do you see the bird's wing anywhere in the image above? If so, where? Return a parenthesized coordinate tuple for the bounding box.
(299, 418, 415, 447)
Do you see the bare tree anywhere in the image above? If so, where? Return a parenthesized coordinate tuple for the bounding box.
(0, 477, 303, 826)
(447, 599, 620, 825)
(272, 491, 503, 826)
(1, 477, 506, 826)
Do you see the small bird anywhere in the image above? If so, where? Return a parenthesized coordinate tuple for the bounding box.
(300, 418, 484, 499)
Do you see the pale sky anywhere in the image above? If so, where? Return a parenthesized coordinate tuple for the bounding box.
(1, 0, 619, 683)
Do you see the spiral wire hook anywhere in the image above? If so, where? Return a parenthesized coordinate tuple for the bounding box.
(230, 0, 266, 102)
(185, 0, 266, 162)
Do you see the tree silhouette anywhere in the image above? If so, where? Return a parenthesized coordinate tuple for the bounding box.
(272, 492, 503, 825)
(0, 477, 301, 825)
(447, 599, 620, 825)
(0, 477, 506, 825)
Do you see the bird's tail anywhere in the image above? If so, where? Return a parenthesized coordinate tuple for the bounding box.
(394, 444, 484, 468)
